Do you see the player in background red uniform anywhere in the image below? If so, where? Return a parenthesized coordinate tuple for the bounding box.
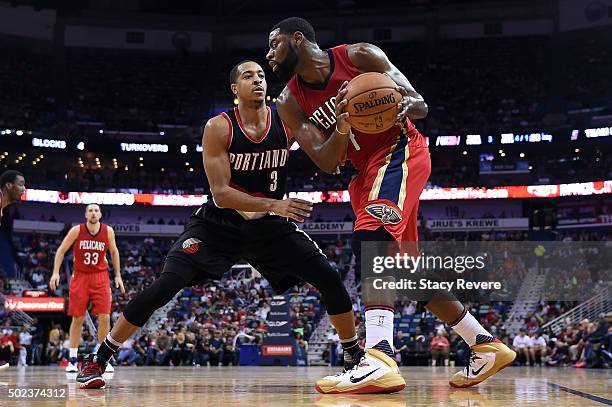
(50, 204, 125, 373)
(267, 17, 515, 393)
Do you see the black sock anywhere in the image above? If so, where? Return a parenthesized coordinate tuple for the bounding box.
(341, 337, 363, 367)
(343, 343, 362, 360)
(97, 335, 120, 362)
(342, 338, 360, 356)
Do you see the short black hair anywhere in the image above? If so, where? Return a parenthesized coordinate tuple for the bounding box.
(229, 60, 256, 85)
(0, 170, 23, 190)
(271, 17, 316, 43)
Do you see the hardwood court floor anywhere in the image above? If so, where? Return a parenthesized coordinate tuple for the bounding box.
(1, 366, 610, 406)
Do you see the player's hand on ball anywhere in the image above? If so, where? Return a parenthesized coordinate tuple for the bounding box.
(395, 85, 416, 123)
(332, 154, 348, 175)
(272, 198, 313, 222)
(49, 273, 60, 291)
(114, 275, 126, 294)
(335, 81, 351, 134)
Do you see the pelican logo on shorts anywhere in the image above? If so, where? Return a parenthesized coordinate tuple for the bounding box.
(181, 238, 202, 254)
(365, 203, 402, 225)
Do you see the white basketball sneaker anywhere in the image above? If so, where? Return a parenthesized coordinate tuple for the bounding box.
(449, 339, 516, 388)
(65, 361, 78, 373)
(315, 348, 406, 394)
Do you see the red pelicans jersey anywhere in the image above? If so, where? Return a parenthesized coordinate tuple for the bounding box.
(287, 44, 431, 241)
(286, 44, 426, 172)
(72, 223, 109, 274)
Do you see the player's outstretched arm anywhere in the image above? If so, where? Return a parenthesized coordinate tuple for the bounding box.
(276, 88, 350, 174)
(107, 226, 125, 294)
(202, 115, 313, 222)
(348, 42, 428, 121)
(49, 225, 79, 291)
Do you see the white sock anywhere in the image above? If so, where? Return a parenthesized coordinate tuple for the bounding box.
(451, 310, 493, 347)
(364, 308, 394, 349)
(69, 348, 78, 360)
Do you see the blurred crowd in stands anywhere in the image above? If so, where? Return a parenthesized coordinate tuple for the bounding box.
(0, 227, 610, 368)
(0, 233, 352, 366)
(322, 296, 611, 369)
(2, 31, 610, 131)
(322, 230, 611, 369)
(2, 30, 611, 194)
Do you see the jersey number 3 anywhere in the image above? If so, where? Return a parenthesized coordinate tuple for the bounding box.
(83, 252, 99, 265)
(270, 170, 278, 192)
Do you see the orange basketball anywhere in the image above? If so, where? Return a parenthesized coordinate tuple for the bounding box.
(344, 72, 402, 134)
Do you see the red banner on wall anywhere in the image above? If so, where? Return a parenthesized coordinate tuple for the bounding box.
(261, 345, 294, 356)
(4, 297, 65, 312)
(21, 180, 612, 206)
(22, 290, 49, 298)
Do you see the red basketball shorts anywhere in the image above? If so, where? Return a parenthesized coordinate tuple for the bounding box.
(68, 271, 111, 316)
(349, 139, 431, 242)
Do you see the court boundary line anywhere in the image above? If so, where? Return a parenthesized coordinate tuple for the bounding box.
(548, 382, 612, 405)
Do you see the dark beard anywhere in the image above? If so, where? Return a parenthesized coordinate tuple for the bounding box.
(274, 44, 298, 83)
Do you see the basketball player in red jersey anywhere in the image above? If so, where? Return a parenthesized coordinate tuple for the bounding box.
(50, 204, 125, 373)
(267, 17, 515, 393)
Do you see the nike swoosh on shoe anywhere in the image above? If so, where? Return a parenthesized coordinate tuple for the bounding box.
(349, 367, 380, 383)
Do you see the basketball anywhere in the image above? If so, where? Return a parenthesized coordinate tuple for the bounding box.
(344, 72, 402, 134)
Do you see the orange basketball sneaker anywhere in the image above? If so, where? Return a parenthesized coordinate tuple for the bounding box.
(315, 348, 406, 394)
(449, 339, 516, 388)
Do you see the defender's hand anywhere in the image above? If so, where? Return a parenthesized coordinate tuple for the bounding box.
(271, 198, 313, 222)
